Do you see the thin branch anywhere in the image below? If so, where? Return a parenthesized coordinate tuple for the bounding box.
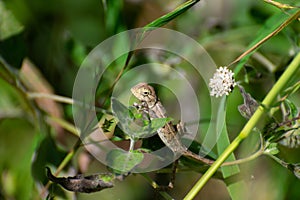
(184, 50, 300, 200)
(27, 92, 112, 115)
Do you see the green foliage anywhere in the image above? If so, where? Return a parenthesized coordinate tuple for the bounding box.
(265, 142, 280, 155)
(1, 0, 300, 199)
(144, 0, 200, 29)
(216, 97, 246, 200)
(112, 98, 172, 139)
(0, 1, 23, 40)
(0, 118, 38, 199)
(233, 8, 300, 75)
(106, 149, 144, 174)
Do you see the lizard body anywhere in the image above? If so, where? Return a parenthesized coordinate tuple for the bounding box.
(131, 82, 215, 165)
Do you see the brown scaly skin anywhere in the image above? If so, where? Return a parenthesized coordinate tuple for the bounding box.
(131, 82, 216, 165)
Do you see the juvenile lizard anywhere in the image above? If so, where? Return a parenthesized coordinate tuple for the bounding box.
(131, 82, 216, 165)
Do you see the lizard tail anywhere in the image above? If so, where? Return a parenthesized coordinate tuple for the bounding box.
(182, 150, 215, 165)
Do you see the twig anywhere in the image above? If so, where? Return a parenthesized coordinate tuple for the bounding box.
(184, 50, 300, 200)
(227, 10, 300, 67)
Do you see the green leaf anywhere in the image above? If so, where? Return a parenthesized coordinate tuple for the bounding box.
(111, 98, 172, 139)
(284, 98, 298, 119)
(106, 149, 144, 173)
(111, 97, 133, 124)
(144, 0, 200, 29)
(265, 142, 279, 155)
(0, 71, 36, 121)
(139, 117, 172, 136)
(0, 118, 39, 199)
(102, 118, 115, 133)
(234, 9, 299, 75)
(0, 1, 24, 40)
(216, 96, 246, 200)
(31, 135, 68, 184)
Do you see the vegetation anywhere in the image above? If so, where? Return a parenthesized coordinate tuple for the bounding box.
(0, 0, 300, 199)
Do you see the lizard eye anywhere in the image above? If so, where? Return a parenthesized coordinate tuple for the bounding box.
(142, 91, 150, 95)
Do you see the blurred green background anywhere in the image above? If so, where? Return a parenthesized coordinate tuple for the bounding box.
(0, 0, 300, 199)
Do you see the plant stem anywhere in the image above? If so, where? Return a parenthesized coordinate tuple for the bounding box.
(184, 51, 300, 200)
(228, 9, 300, 67)
(27, 92, 111, 114)
(46, 116, 80, 137)
(266, 153, 289, 168)
(103, 0, 202, 107)
(27, 92, 75, 104)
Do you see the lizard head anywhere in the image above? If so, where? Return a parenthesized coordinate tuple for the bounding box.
(131, 83, 157, 107)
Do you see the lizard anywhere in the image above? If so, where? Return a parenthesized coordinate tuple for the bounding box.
(130, 82, 216, 165)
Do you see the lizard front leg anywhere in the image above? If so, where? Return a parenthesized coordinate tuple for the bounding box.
(175, 121, 188, 137)
(132, 101, 151, 121)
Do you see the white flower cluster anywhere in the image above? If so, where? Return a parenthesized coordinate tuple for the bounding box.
(209, 66, 236, 97)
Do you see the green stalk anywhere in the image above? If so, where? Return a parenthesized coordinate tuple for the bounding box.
(184, 51, 300, 200)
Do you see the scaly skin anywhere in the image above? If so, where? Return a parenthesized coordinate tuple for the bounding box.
(131, 82, 215, 165)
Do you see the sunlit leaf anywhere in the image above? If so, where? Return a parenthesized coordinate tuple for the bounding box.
(106, 149, 144, 173)
(0, 1, 23, 40)
(102, 118, 115, 133)
(144, 0, 200, 29)
(138, 117, 172, 137)
(265, 142, 280, 155)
